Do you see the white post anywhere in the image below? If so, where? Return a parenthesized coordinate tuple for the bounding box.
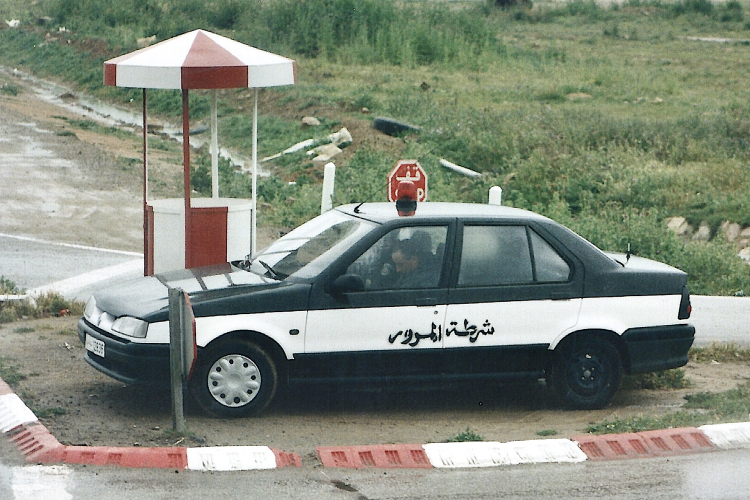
(321, 162, 336, 214)
(489, 186, 503, 206)
(251, 88, 258, 257)
(210, 89, 219, 199)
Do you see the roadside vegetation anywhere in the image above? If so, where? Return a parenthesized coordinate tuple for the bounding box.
(0, 276, 84, 323)
(1, 0, 750, 297)
(588, 343, 750, 434)
(586, 380, 750, 433)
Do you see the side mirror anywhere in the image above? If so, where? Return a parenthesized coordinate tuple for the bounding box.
(329, 274, 365, 297)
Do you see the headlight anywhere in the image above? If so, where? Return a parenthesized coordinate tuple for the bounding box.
(111, 316, 148, 338)
(84, 296, 98, 319)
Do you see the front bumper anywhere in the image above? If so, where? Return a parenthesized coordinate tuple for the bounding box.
(622, 323, 695, 374)
(78, 317, 170, 385)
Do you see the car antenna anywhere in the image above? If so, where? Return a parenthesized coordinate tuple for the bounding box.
(353, 177, 396, 213)
(624, 210, 632, 263)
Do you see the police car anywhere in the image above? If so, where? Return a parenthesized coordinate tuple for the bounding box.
(79, 200, 694, 417)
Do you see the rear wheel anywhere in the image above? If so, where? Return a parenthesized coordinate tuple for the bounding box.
(190, 340, 278, 417)
(549, 336, 622, 410)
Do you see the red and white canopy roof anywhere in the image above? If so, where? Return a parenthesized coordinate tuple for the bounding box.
(104, 29, 296, 90)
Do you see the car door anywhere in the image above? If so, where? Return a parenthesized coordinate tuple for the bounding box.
(443, 222, 583, 376)
(302, 223, 452, 381)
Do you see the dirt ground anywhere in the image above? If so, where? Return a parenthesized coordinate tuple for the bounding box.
(1, 67, 749, 461)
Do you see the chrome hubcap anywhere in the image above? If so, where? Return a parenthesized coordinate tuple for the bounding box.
(207, 354, 261, 407)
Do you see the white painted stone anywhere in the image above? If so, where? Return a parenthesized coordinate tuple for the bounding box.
(700, 422, 750, 450)
(186, 446, 277, 471)
(0, 394, 38, 433)
(423, 439, 587, 469)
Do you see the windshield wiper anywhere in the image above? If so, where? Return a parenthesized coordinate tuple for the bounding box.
(258, 260, 281, 280)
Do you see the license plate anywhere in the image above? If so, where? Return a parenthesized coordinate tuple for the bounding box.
(85, 335, 105, 358)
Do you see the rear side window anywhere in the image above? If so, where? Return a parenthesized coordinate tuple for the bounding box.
(457, 225, 569, 287)
(529, 229, 570, 282)
(458, 226, 533, 286)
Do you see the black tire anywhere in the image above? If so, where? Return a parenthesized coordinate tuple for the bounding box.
(549, 336, 622, 410)
(190, 340, 278, 418)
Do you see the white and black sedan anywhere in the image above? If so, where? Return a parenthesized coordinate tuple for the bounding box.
(79, 202, 694, 417)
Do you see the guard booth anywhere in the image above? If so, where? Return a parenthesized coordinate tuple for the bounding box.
(146, 198, 252, 274)
(103, 29, 296, 276)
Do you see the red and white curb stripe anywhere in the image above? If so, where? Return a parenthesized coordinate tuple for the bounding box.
(424, 439, 587, 468)
(2, 376, 750, 470)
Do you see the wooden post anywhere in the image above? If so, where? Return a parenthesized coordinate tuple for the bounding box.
(169, 287, 186, 434)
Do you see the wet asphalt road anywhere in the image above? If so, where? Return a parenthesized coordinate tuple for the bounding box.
(0, 233, 142, 301)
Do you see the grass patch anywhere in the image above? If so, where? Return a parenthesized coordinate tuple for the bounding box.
(0, 357, 26, 386)
(54, 327, 78, 336)
(1, 82, 20, 96)
(690, 342, 750, 363)
(587, 379, 750, 435)
(536, 429, 558, 437)
(622, 369, 691, 391)
(446, 427, 483, 442)
(12, 327, 35, 334)
(33, 406, 67, 419)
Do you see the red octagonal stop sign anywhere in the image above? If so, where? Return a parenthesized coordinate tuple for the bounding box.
(388, 160, 428, 202)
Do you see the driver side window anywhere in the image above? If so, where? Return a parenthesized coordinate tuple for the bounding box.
(346, 226, 448, 290)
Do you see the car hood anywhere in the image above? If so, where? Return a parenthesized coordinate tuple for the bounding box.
(93, 263, 275, 320)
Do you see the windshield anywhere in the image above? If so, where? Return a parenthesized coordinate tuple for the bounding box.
(247, 210, 377, 280)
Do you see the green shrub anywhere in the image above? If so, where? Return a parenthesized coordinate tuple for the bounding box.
(0, 276, 21, 294)
(0, 293, 84, 324)
(446, 427, 483, 442)
(622, 369, 691, 390)
(690, 343, 750, 363)
(0, 83, 20, 96)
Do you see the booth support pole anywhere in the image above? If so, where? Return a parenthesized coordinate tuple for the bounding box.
(211, 89, 219, 199)
(251, 88, 258, 257)
(143, 88, 148, 276)
(182, 89, 192, 268)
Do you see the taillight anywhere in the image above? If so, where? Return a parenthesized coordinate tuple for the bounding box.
(678, 285, 691, 320)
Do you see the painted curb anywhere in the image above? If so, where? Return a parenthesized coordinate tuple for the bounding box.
(573, 428, 716, 461)
(2, 375, 750, 470)
(317, 444, 432, 469)
(0, 377, 300, 470)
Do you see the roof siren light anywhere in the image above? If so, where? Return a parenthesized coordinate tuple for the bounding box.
(396, 180, 417, 216)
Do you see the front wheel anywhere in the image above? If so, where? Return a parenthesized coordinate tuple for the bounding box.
(549, 336, 622, 410)
(190, 340, 278, 418)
